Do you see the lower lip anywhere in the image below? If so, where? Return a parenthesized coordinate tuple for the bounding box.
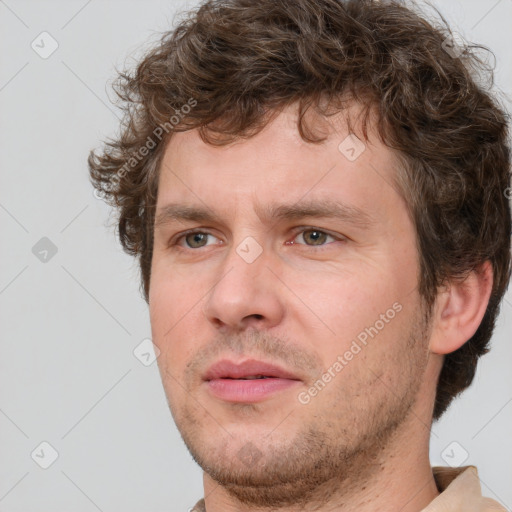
(205, 378, 301, 403)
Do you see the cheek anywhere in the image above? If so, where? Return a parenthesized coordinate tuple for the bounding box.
(284, 261, 412, 368)
(149, 258, 199, 324)
(149, 270, 201, 370)
(286, 261, 400, 329)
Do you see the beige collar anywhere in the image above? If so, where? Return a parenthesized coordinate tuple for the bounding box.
(423, 466, 506, 511)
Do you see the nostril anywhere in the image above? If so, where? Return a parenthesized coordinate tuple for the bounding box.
(241, 313, 264, 323)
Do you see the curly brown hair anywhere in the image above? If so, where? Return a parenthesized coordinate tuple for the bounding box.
(88, 0, 511, 421)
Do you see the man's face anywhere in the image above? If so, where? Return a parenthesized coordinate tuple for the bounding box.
(149, 104, 434, 506)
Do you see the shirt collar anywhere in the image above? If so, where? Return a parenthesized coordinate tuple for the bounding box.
(423, 465, 505, 512)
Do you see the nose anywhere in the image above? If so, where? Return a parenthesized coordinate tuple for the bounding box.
(202, 240, 286, 332)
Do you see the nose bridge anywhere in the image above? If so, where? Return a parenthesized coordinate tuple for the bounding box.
(202, 234, 285, 330)
(213, 234, 268, 303)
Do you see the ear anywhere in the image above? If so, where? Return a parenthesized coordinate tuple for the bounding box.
(429, 261, 493, 355)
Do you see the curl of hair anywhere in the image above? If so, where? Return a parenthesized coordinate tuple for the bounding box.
(88, 0, 511, 421)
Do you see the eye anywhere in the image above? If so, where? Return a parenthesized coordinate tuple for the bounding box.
(170, 228, 342, 251)
(175, 231, 220, 249)
(291, 228, 340, 246)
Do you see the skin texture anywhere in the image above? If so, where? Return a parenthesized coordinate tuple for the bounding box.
(149, 103, 493, 512)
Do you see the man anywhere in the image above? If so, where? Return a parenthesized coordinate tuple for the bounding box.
(88, 0, 511, 510)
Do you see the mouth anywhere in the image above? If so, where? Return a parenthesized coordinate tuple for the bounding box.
(202, 358, 302, 403)
(223, 375, 274, 380)
(203, 358, 302, 381)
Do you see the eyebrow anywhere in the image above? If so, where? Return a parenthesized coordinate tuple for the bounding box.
(154, 199, 375, 231)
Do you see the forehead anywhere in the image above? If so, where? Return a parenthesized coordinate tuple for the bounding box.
(156, 103, 401, 224)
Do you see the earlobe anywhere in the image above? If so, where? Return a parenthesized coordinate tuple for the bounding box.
(428, 261, 493, 355)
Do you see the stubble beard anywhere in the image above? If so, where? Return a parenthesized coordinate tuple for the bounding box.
(166, 304, 433, 509)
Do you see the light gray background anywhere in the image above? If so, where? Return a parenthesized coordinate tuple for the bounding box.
(0, 1, 511, 511)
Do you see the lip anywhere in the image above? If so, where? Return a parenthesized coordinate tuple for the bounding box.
(203, 358, 302, 403)
(203, 358, 301, 381)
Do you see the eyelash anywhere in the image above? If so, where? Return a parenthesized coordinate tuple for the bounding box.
(170, 227, 345, 251)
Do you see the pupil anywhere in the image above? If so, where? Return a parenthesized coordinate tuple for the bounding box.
(306, 230, 325, 245)
(188, 233, 206, 247)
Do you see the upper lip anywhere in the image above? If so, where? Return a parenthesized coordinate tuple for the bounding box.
(203, 358, 302, 381)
